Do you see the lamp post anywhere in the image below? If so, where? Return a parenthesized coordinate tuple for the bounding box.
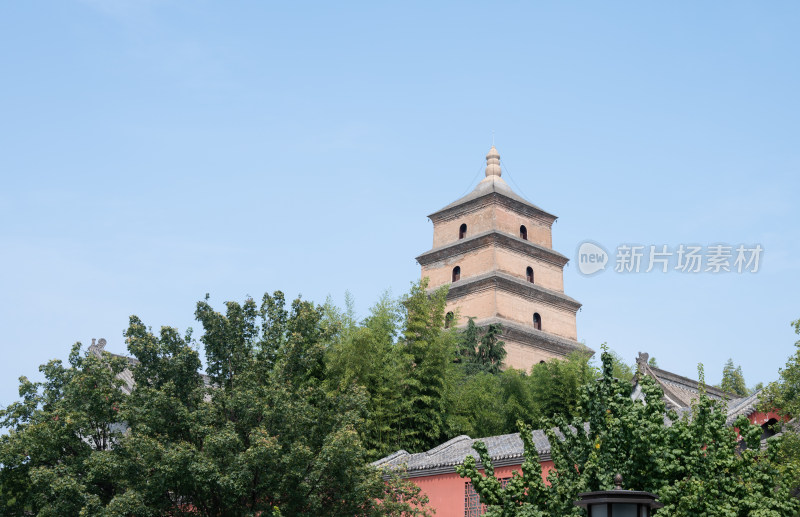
(573, 474, 663, 517)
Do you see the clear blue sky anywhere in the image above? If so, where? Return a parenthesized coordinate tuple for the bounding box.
(2, 1, 799, 410)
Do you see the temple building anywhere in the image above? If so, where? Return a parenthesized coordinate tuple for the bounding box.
(416, 145, 590, 371)
(373, 353, 778, 517)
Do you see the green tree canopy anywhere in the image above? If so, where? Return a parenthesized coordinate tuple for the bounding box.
(456, 318, 507, 375)
(720, 357, 749, 397)
(760, 318, 800, 496)
(605, 349, 635, 382)
(395, 278, 458, 453)
(0, 345, 128, 515)
(446, 352, 595, 440)
(0, 291, 432, 517)
(324, 291, 407, 460)
(762, 319, 800, 417)
(527, 352, 594, 425)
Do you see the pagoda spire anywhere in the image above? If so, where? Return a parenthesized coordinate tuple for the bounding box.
(485, 145, 501, 177)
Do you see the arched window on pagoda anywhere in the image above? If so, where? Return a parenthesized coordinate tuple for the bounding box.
(459, 223, 467, 239)
(526, 267, 534, 283)
(533, 312, 542, 330)
(520, 225, 528, 240)
(452, 266, 461, 282)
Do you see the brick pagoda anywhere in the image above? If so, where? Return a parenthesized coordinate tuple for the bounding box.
(416, 146, 590, 370)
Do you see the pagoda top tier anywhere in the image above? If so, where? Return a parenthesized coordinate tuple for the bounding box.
(428, 145, 555, 222)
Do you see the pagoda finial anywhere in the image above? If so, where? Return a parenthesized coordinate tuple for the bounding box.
(485, 145, 501, 177)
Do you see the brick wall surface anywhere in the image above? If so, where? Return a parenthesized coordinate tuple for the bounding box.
(422, 246, 564, 294)
(442, 290, 496, 327)
(432, 204, 552, 249)
(422, 246, 497, 290)
(495, 290, 577, 340)
(493, 248, 564, 292)
(502, 340, 565, 371)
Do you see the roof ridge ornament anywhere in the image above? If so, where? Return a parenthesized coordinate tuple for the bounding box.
(485, 145, 501, 177)
(89, 337, 107, 353)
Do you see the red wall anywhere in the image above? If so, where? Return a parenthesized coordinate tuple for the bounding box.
(748, 410, 781, 427)
(410, 461, 555, 517)
(733, 410, 784, 439)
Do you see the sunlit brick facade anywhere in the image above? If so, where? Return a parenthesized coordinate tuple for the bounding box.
(417, 146, 591, 371)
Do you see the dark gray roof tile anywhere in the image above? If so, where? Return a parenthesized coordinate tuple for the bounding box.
(373, 429, 554, 477)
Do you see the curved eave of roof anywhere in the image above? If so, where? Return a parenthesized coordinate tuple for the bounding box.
(416, 230, 569, 267)
(428, 176, 556, 222)
(371, 449, 411, 468)
(445, 271, 582, 312)
(643, 363, 735, 401)
(469, 316, 593, 357)
(725, 390, 764, 425)
(634, 357, 766, 424)
(372, 431, 553, 478)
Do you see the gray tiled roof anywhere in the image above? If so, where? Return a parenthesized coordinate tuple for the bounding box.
(634, 353, 736, 410)
(634, 352, 765, 425)
(725, 390, 763, 425)
(429, 175, 554, 220)
(372, 430, 553, 477)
